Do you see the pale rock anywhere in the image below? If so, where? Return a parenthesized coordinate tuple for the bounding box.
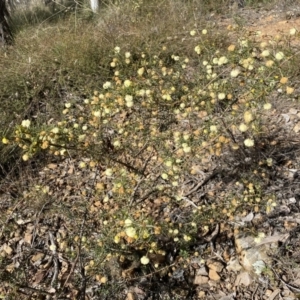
(226, 258, 242, 272)
(235, 234, 272, 273)
(293, 122, 300, 133)
(207, 259, 224, 272)
(198, 291, 206, 298)
(5, 263, 15, 273)
(125, 292, 135, 300)
(196, 266, 208, 276)
(208, 269, 221, 281)
(268, 289, 281, 300)
(194, 275, 209, 285)
(3, 243, 13, 255)
(265, 289, 273, 297)
(219, 293, 236, 300)
(24, 232, 33, 244)
(234, 272, 252, 286)
(289, 108, 298, 114)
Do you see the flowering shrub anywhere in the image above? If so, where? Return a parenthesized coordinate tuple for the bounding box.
(1, 18, 299, 292)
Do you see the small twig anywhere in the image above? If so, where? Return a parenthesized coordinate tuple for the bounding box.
(180, 197, 198, 209)
(60, 158, 100, 298)
(61, 248, 79, 290)
(111, 157, 145, 175)
(77, 209, 88, 300)
(49, 232, 59, 288)
(129, 150, 154, 206)
(270, 265, 300, 293)
(219, 117, 237, 144)
(133, 141, 149, 159)
(0, 198, 22, 238)
(31, 201, 50, 247)
(183, 169, 219, 197)
(129, 176, 145, 206)
(124, 262, 176, 282)
(252, 284, 259, 300)
(16, 284, 53, 296)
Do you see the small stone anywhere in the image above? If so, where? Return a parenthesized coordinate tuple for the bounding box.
(235, 234, 272, 273)
(207, 259, 224, 272)
(3, 244, 13, 255)
(208, 269, 221, 281)
(234, 272, 252, 286)
(194, 275, 208, 285)
(226, 258, 242, 272)
(289, 108, 298, 114)
(219, 293, 236, 300)
(31, 252, 45, 263)
(24, 233, 33, 244)
(265, 289, 273, 297)
(125, 292, 135, 300)
(198, 291, 206, 298)
(293, 122, 300, 133)
(5, 263, 15, 273)
(268, 289, 280, 300)
(196, 266, 208, 276)
(194, 275, 209, 285)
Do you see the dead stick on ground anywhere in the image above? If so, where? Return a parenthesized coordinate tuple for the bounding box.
(270, 265, 300, 293)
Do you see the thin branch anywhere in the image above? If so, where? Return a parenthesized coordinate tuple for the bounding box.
(49, 232, 59, 288)
(129, 150, 154, 206)
(183, 169, 219, 197)
(270, 265, 300, 293)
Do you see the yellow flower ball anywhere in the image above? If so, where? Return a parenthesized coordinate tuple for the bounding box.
(280, 77, 288, 84)
(114, 235, 120, 243)
(165, 160, 172, 167)
(230, 69, 240, 78)
(103, 81, 112, 89)
(137, 67, 145, 76)
(218, 93, 226, 100)
(261, 50, 270, 57)
(105, 168, 113, 177)
(21, 119, 31, 128)
(124, 219, 133, 227)
(210, 125, 217, 133)
(228, 44, 235, 52)
(100, 276, 108, 284)
(244, 111, 254, 124)
(190, 30, 196, 36)
(218, 56, 228, 65)
(2, 137, 9, 144)
(140, 256, 150, 265)
(125, 227, 136, 238)
(275, 52, 284, 61)
(244, 138, 254, 147)
(123, 79, 132, 88)
(125, 95, 133, 102)
(51, 127, 59, 134)
(194, 45, 201, 55)
(290, 28, 297, 35)
(265, 60, 274, 67)
(286, 86, 294, 94)
(161, 173, 168, 180)
(22, 154, 29, 161)
(79, 162, 86, 168)
(239, 123, 248, 132)
(263, 103, 272, 110)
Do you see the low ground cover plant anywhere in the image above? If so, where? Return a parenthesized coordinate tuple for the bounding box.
(0, 0, 300, 298)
